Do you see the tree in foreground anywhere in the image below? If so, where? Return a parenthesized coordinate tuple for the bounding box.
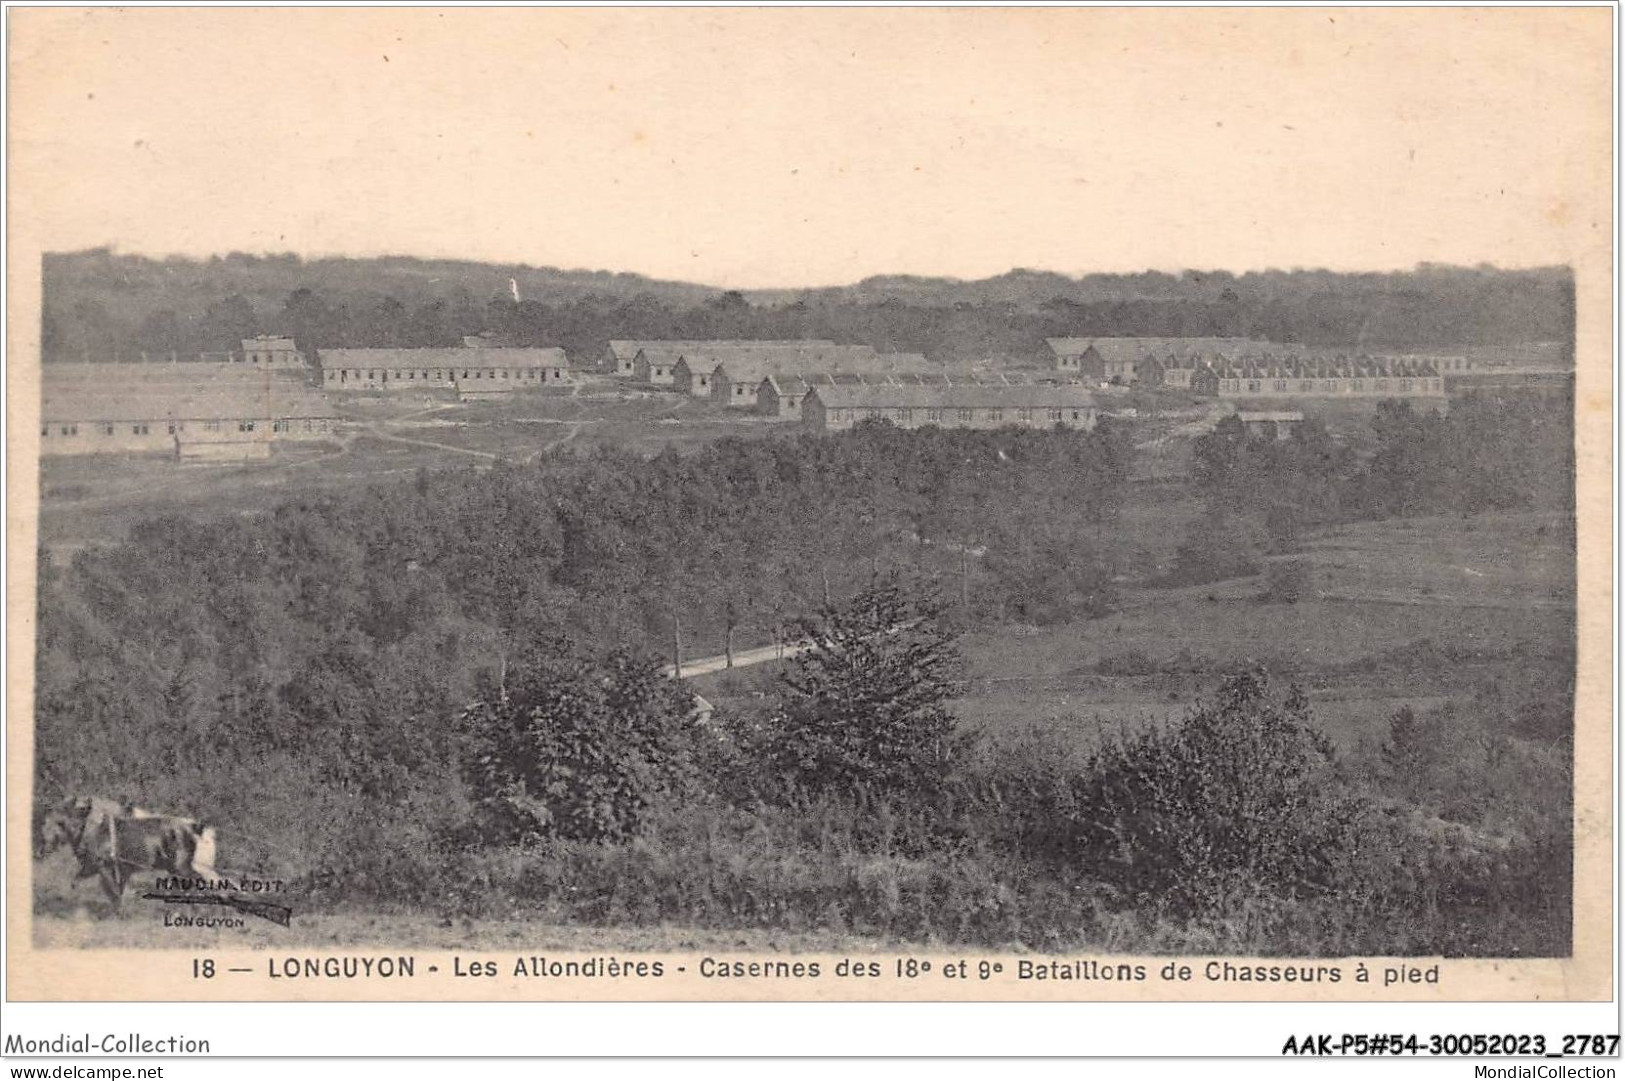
(461, 645, 700, 844)
(762, 581, 965, 801)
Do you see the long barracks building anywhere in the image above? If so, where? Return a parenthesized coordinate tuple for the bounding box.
(1189, 355, 1445, 399)
(317, 347, 571, 392)
(761, 367, 1060, 421)
(802, 383, 1097, 432)
(40, 362, 338, 459)
(1049, 337, 1469, 394)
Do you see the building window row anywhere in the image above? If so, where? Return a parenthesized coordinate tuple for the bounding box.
(814, 404, 1085, 425)
(42, 418, 328, 441)
(1209, 374, 1438, 394)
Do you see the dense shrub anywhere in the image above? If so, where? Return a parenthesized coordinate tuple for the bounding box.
(461, 645, 703, 843)
(979, 536, 1116, 625)
(1165, 510, 1267, 585)
(418, 702, 1573, 956)
(1381, 700, 1572, 828)
(1068, 669, 1372, 920)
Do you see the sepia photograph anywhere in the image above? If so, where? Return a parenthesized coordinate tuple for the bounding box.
(4, 6, 1613, 1020)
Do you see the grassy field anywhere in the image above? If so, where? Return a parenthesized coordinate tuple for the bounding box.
(694, 509, 1574, 763)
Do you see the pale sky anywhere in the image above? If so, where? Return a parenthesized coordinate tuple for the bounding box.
(8, 8, 1612, 288)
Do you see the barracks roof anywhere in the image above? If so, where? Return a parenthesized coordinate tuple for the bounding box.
(762, 368, 1054, 397)
(609, 339, 835, 362)
(710, 345, 954, 385)
(1046, 337, 1264, 363)
(319, 347, 569, 369)
(1199, 355, 1441, 379)
(43, 365, 337, 422)
(632, 345, 692, 368)
(806, 383, 1097, 411)
(875, 352, 931, 369)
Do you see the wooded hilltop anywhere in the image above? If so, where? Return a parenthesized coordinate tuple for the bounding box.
(43, 251, 1572, 364)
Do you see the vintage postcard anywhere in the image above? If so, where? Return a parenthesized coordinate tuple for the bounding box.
(4, 6, 1613, 1017)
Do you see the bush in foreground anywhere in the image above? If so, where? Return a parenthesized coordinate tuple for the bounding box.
(461, 645, 702, 844)
(1068, 668, 1372, 921)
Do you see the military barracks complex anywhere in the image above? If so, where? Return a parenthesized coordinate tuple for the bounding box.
(40, 332, 1464, 460)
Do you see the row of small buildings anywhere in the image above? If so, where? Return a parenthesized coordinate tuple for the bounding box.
(1049, 337, 1261, 383)
(607, 339, 906, 405)
(43, 332, 1468, 459)
(606, 339, 1098, 430)
(1047, 337, 1465, 398)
